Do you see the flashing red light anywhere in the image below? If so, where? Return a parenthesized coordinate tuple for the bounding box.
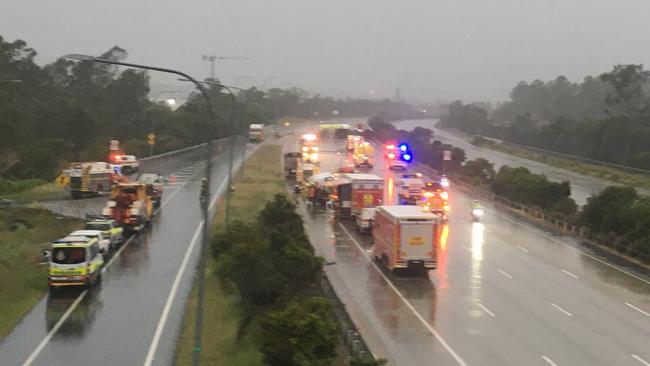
(387, 153, 395, 159)
(386, 144, 395, 150)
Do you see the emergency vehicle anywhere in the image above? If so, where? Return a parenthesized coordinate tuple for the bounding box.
(372, 205, 439, 272)
(396, 173, 424, 205)
(249, 124, 265, 142)
(64, 162, 115, 199)
(48, 236, 104, 289)
(353, 142, 374, 167)
(336, 173, 383, 232)
(420, 181, 450, 221)
(300, 133, 320, 164)
(385, 143, 412, 170)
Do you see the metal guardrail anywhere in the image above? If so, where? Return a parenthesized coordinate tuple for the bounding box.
(136, 136, 241, 178)
(451, 176, 650, 266)
(440, 126, 650, 176)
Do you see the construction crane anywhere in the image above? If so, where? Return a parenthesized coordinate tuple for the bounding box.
(201, 55, 250, 79)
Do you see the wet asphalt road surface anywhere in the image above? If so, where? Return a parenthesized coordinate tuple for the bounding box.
(392, 119, 637, 205)
(288, 133, 650, 366)
(0, 140, 252, 366)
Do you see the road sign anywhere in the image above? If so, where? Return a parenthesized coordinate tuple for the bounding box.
(147, 133, 156, 145)
(443, 150, 452, 161)
(110, 139, 120, 151)
(55, 174, 69, 187)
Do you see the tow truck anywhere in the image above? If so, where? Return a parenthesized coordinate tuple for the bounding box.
(101, 182, 155, 232)
(249, 124, 265, 142)
(138, 173, 164, 209)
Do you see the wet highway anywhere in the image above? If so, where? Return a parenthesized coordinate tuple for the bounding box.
(0, 140, 252, 366)
(392, 119, 629, 205)
(289, 134, 650, 366)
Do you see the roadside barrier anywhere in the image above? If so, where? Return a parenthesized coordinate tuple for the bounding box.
(448, 174, 650, 268)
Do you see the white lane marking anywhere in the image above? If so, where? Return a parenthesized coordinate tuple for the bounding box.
(632, 354, 650, 366)
(102, 236, 135, 273)
(477, 303, 495, 317)
(339, 223, 469, 366)
(516, 245, 529, 253)
(625, 302, 650, 317)
(541, 355, 559, 366)
(498, 214, 650, 286)
(561, 269, 579, 279)
(22, 161, 204, 365)
(551, 302, 573, 317)
(498, 268, 513, 279)
(143, 220, 204, 366)
(144, 156, 244, 363)
(22, 290, 88, 366)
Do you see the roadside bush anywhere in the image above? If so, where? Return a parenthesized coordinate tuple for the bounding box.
(461, 158, 495, 186)
(259, 297, 340, 366)
(579, 186, 637, 235)
(491, 166, 576, 215)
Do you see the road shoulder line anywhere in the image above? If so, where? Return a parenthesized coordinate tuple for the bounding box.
(339, 223, 469, 366)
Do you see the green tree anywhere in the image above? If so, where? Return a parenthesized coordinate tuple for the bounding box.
(579, 186, 638, 234)
(259, 297, 340, 366)
(462, 158, 495, 185)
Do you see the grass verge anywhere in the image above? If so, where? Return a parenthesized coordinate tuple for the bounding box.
(0, 207, 82, 341)
(474, 138, 650, 191)
(175, 144, 286, 366)
(1, 182, 68, 203)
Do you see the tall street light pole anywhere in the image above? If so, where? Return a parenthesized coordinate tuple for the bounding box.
(63, 54, 217, 366)
(179, 78, 242, 228)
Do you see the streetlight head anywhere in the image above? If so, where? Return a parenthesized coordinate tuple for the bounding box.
(63, 53, 94, 62)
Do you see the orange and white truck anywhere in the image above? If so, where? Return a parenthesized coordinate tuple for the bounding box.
(372, 205, 439, 272)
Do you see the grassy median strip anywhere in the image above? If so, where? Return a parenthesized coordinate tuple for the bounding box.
(0, 208, 82, 341)
(474, 138, 650, 191)
(175, 144, 285, 366)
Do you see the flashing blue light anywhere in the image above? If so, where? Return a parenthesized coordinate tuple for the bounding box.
(403, 154, 412, 161)
(399, 144, 408, 152)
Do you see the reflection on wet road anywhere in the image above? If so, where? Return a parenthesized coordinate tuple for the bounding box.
(292, 134, 650, 366)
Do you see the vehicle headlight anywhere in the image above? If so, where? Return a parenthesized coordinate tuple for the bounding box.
(472, 208, 484, 216)
(310, 153, 319, 160)
(312, 146, 319, 152)
(302, 146, 309, 152)
(440, 191, 449, 200)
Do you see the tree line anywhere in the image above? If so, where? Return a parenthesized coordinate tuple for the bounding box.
(0, 35, 423, 183)
(440, 64, 650, 170)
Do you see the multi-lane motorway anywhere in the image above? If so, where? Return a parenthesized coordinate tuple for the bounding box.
(2, 123, 649, 366)
(393, 119, 627, 205)
(0, 141, 249, 366)
(290, 133, 650, 366)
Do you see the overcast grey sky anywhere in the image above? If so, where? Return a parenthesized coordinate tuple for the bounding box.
(2, 0, 650, 102)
